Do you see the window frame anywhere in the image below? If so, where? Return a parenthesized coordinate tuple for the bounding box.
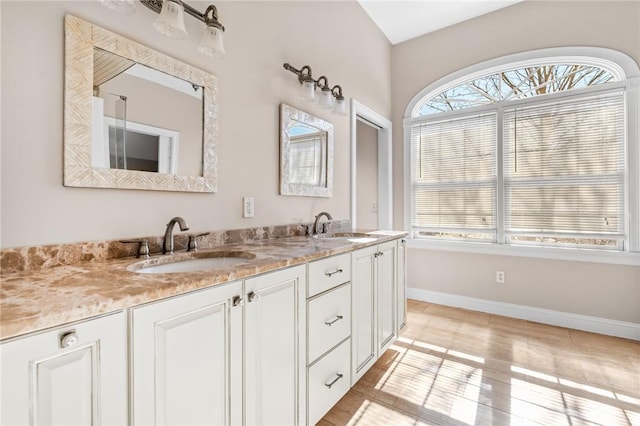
(403, 47, 640, 265)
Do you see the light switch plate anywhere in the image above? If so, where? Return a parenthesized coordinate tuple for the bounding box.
(243, 197, 254, 218)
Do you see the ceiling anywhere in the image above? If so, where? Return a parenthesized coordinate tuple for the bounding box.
(357, 0, 524, 45)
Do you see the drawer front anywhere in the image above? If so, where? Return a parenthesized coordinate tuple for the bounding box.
(308, 283, 351, 363)
(308, 339, 351, 426)
(308, 253, 351, 297)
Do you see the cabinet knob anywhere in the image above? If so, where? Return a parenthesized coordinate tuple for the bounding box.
(325, 268, 343, 277)
(324, 373, 344, 389)
(247, 291, 259, 303)
(59, 330, 78, 348)
(232, 295, 243, 306)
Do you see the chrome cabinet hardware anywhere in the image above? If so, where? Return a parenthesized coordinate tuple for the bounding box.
(247, 291, 259, 303)
(187, 232, 211, 252)
(59, 330, 78, 348)
(324, 373, 344, 389)
(374, 251, 384, 258)
(324, 315, 343, 326)
(401, 239, 406, 245)
(324, 268, 343, 277)
(120, 239, 150, 258)
(232, 295, 243, 307)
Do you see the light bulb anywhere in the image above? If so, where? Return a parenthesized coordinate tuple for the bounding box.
(198, 26, 226, 57)
(153, 0, 188, 39)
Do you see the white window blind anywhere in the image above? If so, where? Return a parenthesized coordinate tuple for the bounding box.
(411, 113, 497, 241)
(503, 92, 626, 249)
(288, 133, 327, 186)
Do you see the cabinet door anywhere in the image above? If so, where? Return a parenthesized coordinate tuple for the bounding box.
(351, 245, 377, 384)
(131, 281, 243, 426)
(397, 239, 407, 333)
(1, 312, 127, 426)
(245, 265, 306, 426)
(377, 240, 397, 355)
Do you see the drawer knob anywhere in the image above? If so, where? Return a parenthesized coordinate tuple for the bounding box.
(247, 291, 259, 303)
(59, 330, 78, 348)
(324, 373, 344, 389)
(324, 315, 344, 326)
(325, 268, 343, 277)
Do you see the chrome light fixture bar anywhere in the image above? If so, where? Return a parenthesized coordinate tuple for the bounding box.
(100, 0, 226, 57)
(283, 63, 347, 116)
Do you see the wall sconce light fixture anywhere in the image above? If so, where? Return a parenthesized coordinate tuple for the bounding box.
(99, 0, 226, 58)
(283, 63, 347, 116)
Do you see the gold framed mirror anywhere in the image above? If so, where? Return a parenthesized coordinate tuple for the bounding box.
(64, 15, 218, 192)
(279, 104, 334, 197)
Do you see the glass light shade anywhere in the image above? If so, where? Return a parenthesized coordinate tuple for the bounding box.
(301, 80, 316, 101)
(332, 98, 347, 115)
(317, 88, 334, 109)
(99, 0, 136, 15)
(153, 0, 188, 39)
(198, 26, 226, 57)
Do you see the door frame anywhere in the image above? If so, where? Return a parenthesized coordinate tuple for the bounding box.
(350, 99, 393, 229)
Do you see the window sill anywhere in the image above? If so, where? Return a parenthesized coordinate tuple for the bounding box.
(406, 239, 640, 266)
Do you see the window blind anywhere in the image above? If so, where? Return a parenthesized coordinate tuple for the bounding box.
(503, 92, 625, 249)
(288, 134, 327, 186)
(411, 113, 497, 240)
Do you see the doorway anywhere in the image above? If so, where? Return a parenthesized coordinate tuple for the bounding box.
(350, 100, 393, 230)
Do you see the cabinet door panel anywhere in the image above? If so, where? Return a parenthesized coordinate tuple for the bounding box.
(397, 239, 407, 332)
(351, 246, 377, 383)
(245, 265, 305, 426)
(0, 312, 126, 426)
(377, 241, 396, 354)
(132, 282, 242, 426)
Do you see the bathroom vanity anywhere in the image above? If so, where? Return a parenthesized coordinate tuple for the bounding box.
(0, 230, 407, 425)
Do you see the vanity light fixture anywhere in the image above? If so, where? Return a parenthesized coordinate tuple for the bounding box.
(283, 63, 347, 116)
(99, 0, 226, 57)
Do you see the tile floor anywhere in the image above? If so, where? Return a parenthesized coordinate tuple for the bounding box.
(319, 300, 640, 426)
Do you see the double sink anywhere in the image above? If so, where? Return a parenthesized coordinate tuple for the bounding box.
(128, 233, 374, 274)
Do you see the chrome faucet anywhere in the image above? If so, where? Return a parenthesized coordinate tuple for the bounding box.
(163, 217, 190, 254)
(313, 212, 333, 235)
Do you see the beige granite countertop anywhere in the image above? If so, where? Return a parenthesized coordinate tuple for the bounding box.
(0, 231, 406, 341)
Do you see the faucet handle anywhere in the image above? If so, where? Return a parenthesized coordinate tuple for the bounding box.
(187, 232, 210, 252)
(120, 239, 150, 258)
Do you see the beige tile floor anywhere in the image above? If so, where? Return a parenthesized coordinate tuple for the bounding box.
(319, 300, 640, 426)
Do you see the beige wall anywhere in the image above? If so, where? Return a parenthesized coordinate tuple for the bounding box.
(356, 120, 378, 230)
(0, 1, 391, 247)
(392, 1, 640, 323)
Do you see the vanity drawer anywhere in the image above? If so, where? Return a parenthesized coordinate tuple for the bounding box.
(308, 253, 351, 297)
(308, 338, 351, 426)
(308, 283, 351, 363)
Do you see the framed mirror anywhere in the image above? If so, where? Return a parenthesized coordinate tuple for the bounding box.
(64, 15, 218, 192)
(279, 104, 333, 197)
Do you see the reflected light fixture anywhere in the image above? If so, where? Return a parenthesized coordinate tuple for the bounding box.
(100, 0, 226, 57)
(283, 63, 347, 116)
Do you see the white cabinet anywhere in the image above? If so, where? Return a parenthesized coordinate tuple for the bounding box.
(131, 281, 243, 426)
(245, 265, 306, 426)
(351, 240, 398, 384)
(397, 238, 407, 332)
(351, 245, 377, 383)
(0, 312, 127, 426)
(306, 254, 352, 425)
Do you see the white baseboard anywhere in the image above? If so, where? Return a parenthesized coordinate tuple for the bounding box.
(407, 288, 640, 341)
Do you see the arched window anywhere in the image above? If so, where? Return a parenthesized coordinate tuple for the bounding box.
(405, 48, 640, 255)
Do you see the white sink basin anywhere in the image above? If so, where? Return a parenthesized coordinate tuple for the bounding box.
(312, 232, 378, 243)
(129, 252, 256, 274)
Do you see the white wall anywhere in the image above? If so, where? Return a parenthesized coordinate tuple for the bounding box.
(392, 1, 640, 324)
(0, 1, 391, 247)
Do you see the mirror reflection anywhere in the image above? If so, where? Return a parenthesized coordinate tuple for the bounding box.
(92, 48, 204, 175)
(280, 104, 333, 197)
